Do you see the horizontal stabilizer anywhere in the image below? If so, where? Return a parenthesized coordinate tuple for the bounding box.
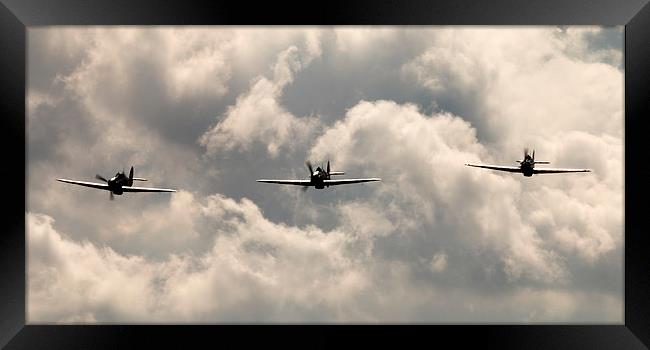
(132, 177, 148, 181)
(533, 161, 550, 164)
(329, 171, 345, 176)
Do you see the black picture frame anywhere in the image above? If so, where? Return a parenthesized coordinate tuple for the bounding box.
(1, 0, 648, 348)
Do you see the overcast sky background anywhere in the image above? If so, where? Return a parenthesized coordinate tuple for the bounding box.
(27, 26, 623, 323)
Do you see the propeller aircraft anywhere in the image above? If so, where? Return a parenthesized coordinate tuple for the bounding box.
(57, 166, 176, 200)
(465, 148, 591, 177)
(257, 161, 381, 190)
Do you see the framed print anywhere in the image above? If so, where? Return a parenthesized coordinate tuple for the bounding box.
(1, 0, 649, 348)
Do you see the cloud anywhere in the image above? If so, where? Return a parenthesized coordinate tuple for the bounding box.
(57, 28, 233, 110)
(401, 27, 623, 145)
(27, 193, 621, 322)
(200, 36, 322, 157)
(310, 100, 573, 284)
(429, 252, 448, 273)
(27, 27, 623, 323)
(333, 27, 401, 57)
(27, 194, 372, 322)
(26, 27, 331, 243)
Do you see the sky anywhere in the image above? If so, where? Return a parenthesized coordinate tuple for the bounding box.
(26, 26, 624, 323)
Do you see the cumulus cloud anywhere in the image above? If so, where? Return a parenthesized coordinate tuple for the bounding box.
(27, 26, 623, 323)
(310, 100, 575, 284)
(56, 28, 233, 111)
(200, 34, 322, 157)
(26, 27, 333, 245)
(27, 194, 370, 322)
(27, 190, 620, 323)
(401, 27, 623, 145)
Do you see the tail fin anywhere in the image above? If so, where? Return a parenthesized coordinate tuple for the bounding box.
(530, 150, 550, 164)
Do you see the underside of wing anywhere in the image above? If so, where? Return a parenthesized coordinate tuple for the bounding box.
(464, 164, 523, 173)
(256, 179, 312, 186)
(533, 168, 591, 174)
(122, 186, 177, 193)
(323, 178, 381, 186)
(57, 179, 110, 190)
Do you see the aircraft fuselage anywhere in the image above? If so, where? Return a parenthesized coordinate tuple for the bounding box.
(311, 168, 330, 189)
(465, 149, 590, 177)
(256, 161, 378, 189)
(520, 156, 535, 177)
(107, 173, 132, 194)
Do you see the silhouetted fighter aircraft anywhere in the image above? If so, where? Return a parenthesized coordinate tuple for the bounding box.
(57, 166, 176, 200)
(465, 148, 591, 177)
(257, 161, 381, 189)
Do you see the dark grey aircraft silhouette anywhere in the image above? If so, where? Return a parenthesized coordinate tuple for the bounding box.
(57, 166, 176, 200)
(257, 161, 381, 189)
(465, 148, 591, 177)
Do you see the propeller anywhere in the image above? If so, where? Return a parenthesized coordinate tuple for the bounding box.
(532, 149, 535, 161)
(524, 147, 529, 159)
(327, 160, 330, 174)
(304, 161, 315, 192)
(95, 174, 114, 201)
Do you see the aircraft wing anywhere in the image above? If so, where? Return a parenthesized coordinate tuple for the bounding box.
(533, 168, 591, 174)
(257, 179, 312, 186)
(122, 186, 177, 193)
(57, 179, 110, 190)
(464, 164, 523, 173)
(323, 178, 381, 186)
